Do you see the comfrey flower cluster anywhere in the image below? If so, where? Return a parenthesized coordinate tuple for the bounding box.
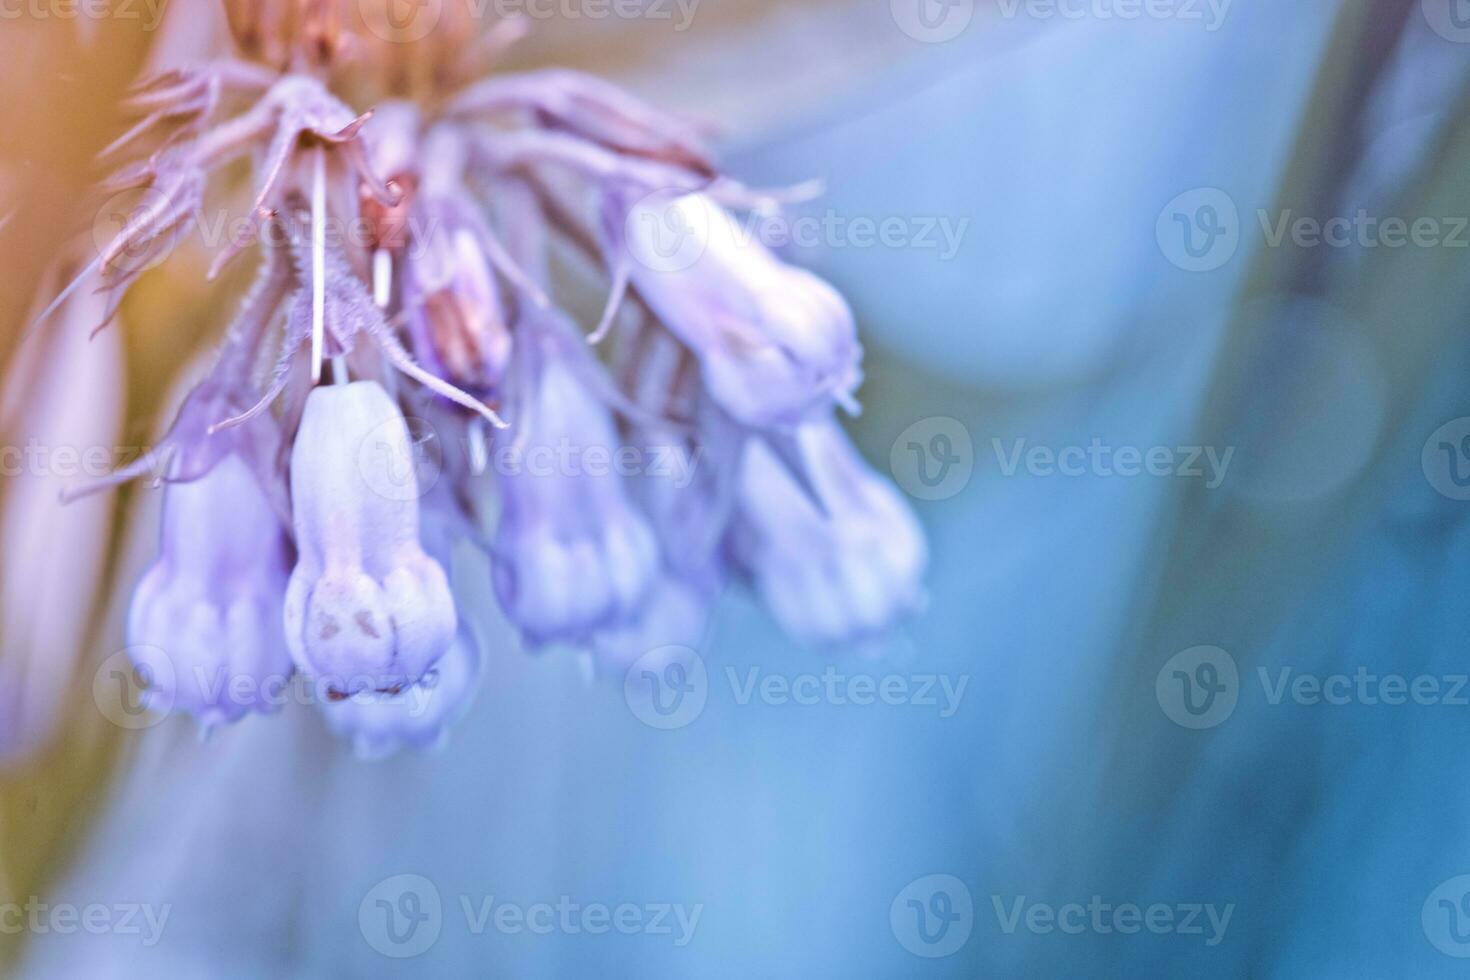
(36, 2, 927, 757)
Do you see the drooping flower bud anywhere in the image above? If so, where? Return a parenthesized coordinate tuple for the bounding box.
(360, 100, 423, 252)
(732, 418, 927, 646)
(126, 454, 294, 728)
(448, 69, 715, 174)
(284, 381, 456, 695)
(397, 124, 518, 395)
(402, 223, 513, 393)
(319, 628, 482, 760)
(492, 336, 660, 645)
(622, 193, 863, 429)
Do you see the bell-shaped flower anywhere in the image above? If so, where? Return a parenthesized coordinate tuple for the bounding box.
(732, 418, 927, 646)
(284, 381, 456, 695)
(319, 627, 482, 760)
(492, 335, 660, 645)
(126, 453, 294, 728)
(622, 192, 862, 429)
(318, 497, 483, 757)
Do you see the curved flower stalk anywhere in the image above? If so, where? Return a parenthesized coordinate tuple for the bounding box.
(16, 2, 928, 762)
(732, 419, 929, 647)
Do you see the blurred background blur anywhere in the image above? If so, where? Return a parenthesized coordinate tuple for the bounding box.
(5, 0, 1470, 976)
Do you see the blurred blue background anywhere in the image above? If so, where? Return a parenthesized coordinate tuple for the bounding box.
(17, 1, 1470, 977)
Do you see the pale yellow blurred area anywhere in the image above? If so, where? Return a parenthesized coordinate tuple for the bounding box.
(0, 0, 911, 969)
